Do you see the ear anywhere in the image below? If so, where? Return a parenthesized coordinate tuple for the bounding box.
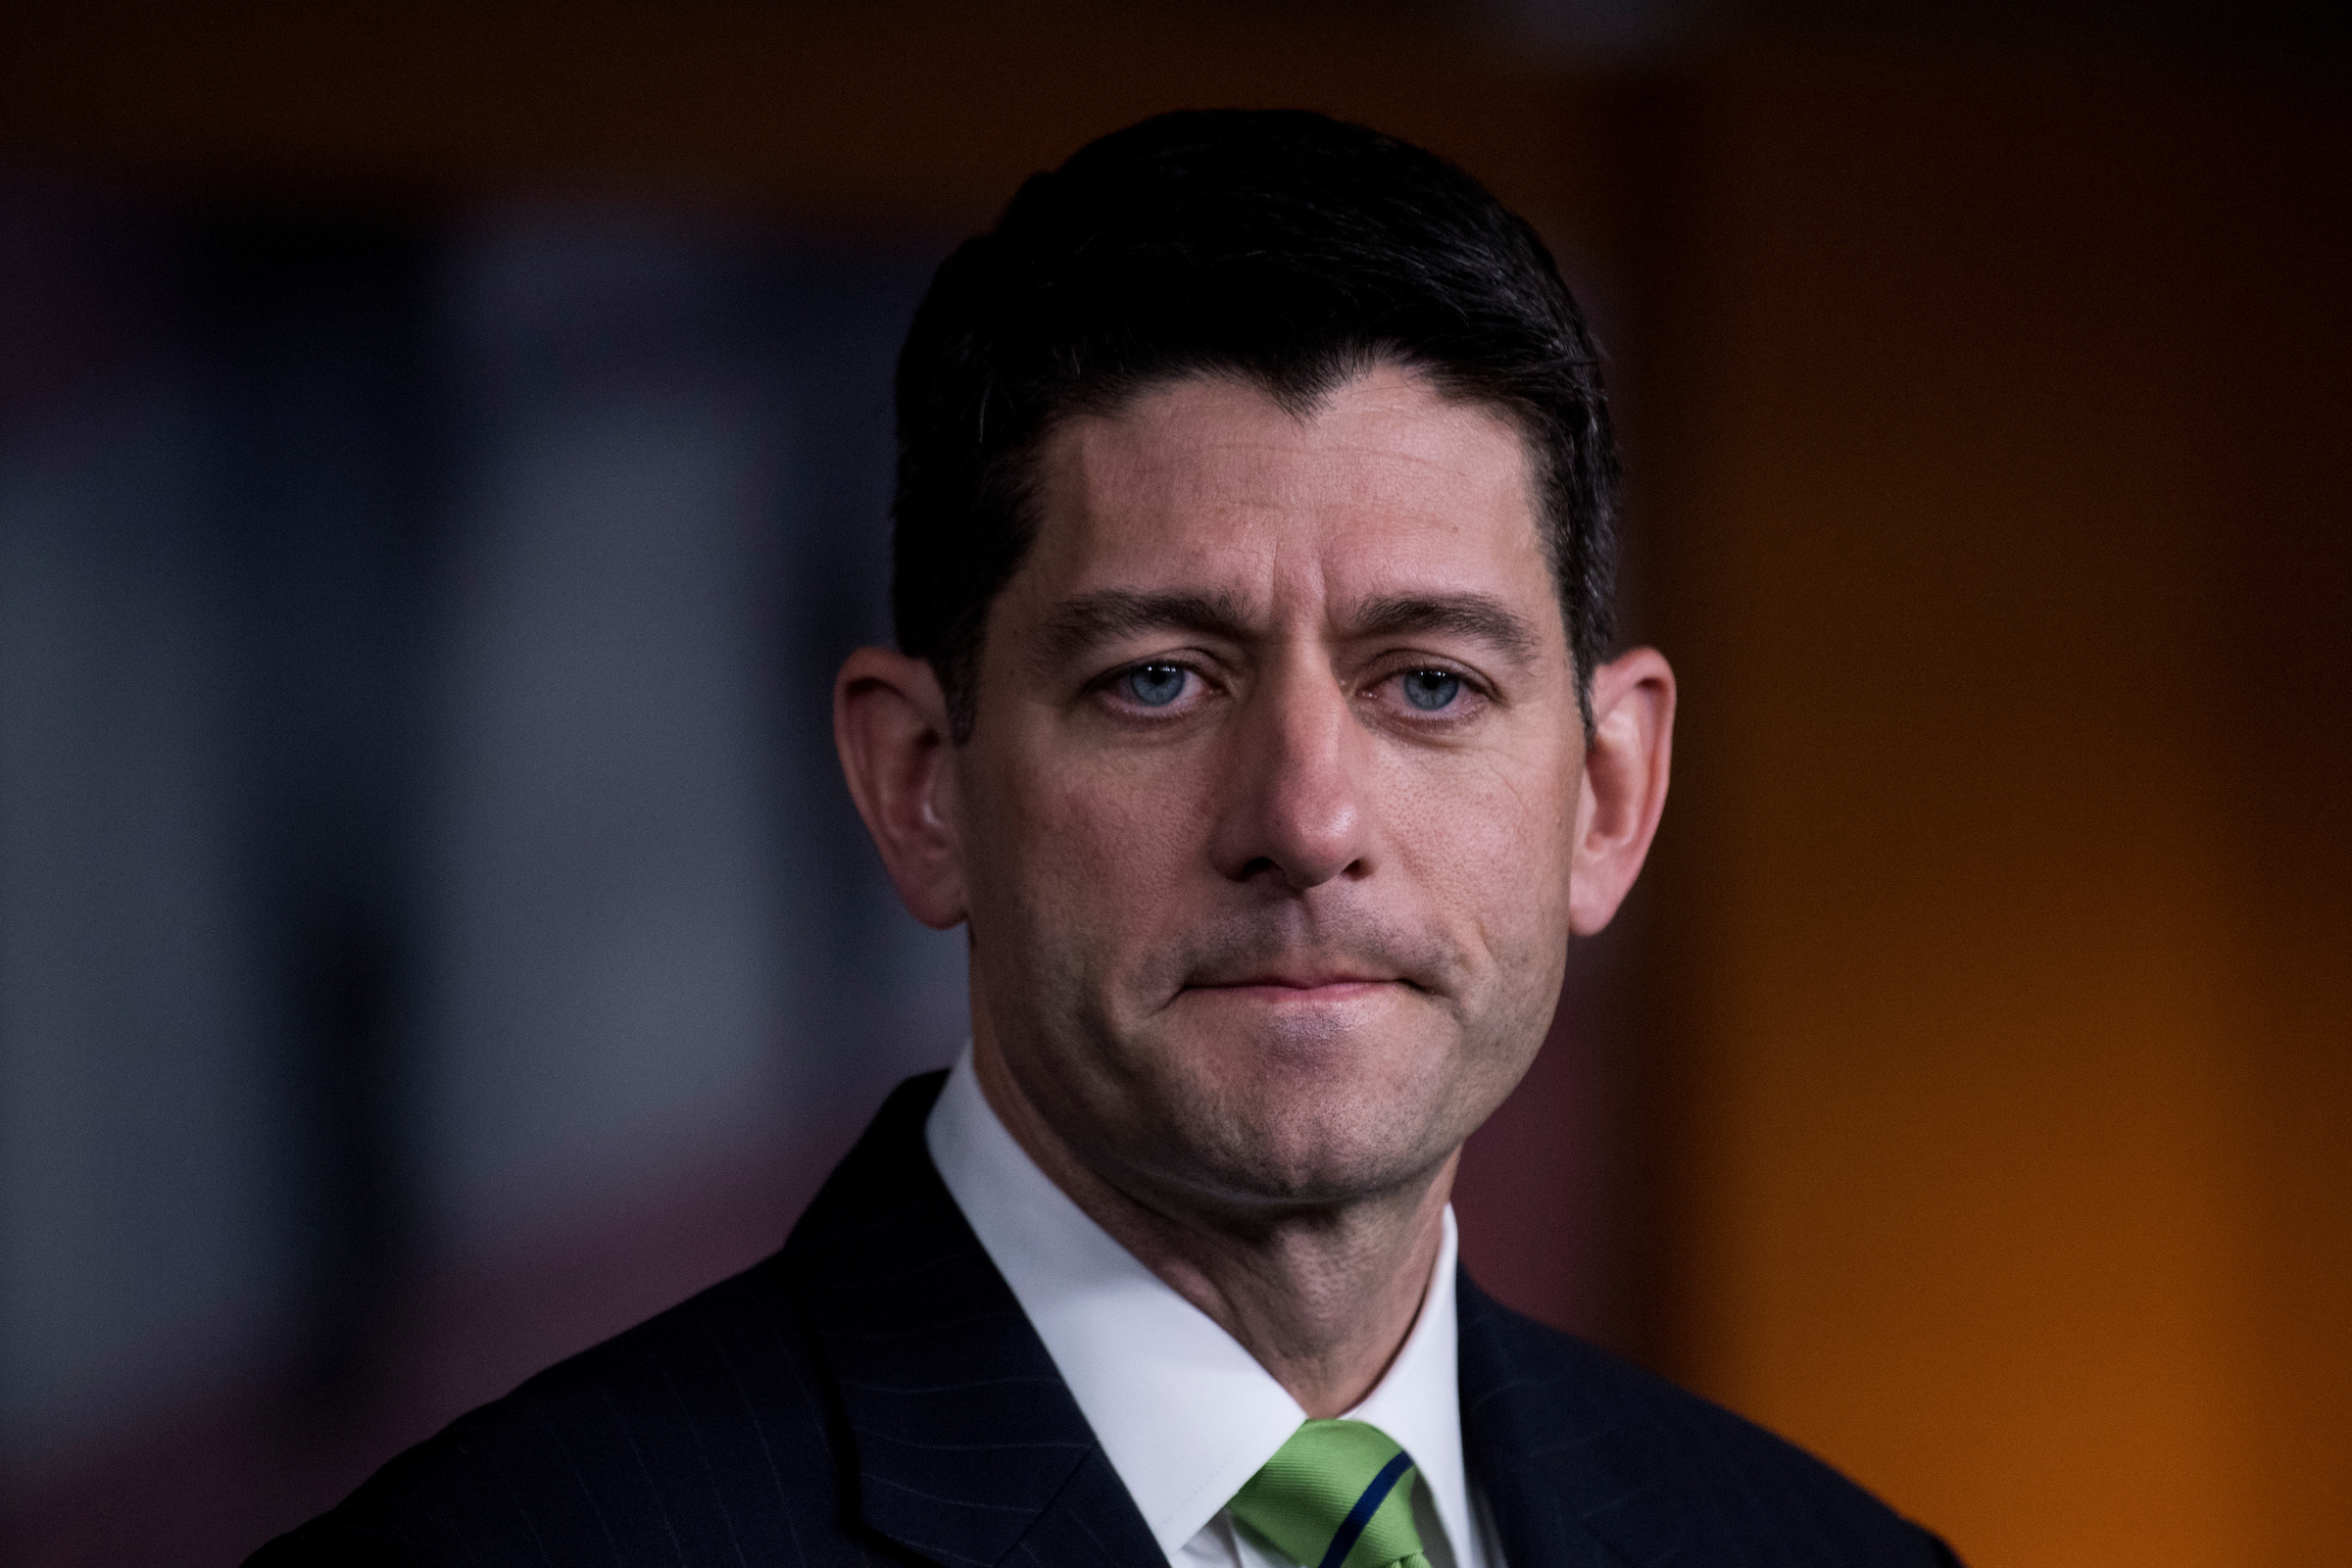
(834, 647, 969, 930)
(1568, 646, 1676, 937)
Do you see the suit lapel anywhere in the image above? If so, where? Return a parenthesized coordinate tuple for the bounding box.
(784, 1073, 1163, 1568)
(1457, 1275, 1686, 1568)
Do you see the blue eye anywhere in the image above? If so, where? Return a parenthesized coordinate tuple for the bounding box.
(1399, 669, 1462, 711)
(1122, 663, 1189, 707)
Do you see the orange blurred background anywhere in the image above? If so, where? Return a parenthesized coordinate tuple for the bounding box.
(3, 5, 2345, 1565)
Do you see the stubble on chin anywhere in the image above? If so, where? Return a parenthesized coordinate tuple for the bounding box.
(1042, 976, 1508, 1217)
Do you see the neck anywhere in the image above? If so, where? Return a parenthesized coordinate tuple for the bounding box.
(971, 1035, 1452, 1419)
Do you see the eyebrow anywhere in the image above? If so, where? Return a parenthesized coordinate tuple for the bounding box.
(1349, 593, 1544, 664)
(1035, 586, 1545, 670)
(1035, 589, 1257, 669)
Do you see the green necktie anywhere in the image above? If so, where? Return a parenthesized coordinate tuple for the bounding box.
(1228, 1419, 1432, 1568)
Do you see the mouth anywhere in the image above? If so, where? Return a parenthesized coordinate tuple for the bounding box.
(1185, 972, 1413, 1000)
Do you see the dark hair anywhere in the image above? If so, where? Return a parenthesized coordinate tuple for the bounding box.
(891, 108, 1620, 740)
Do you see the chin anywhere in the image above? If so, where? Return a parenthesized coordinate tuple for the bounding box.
(1156, 1049, 1463, 1207)
(1195, 1117, 1444, 1207)
(1069, 984, 1517, 1207)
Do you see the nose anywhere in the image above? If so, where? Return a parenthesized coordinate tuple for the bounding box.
(1207, 660, 1374, 891)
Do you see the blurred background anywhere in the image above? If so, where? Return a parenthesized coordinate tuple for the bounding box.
(1, 4, 2344, 1565)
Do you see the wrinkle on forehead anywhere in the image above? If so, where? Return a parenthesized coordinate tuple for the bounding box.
(1028, 365, 1549, 626)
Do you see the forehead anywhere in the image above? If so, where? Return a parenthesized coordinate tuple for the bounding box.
(1020, 366, 1554, 618)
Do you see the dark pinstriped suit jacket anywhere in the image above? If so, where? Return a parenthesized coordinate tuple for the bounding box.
(249, 1072, 1960, 1567)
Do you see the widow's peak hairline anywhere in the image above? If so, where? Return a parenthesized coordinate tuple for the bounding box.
(1053, 347, 1514, 431)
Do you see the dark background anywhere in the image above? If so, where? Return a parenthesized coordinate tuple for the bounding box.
(2, 5, 2345, 1565)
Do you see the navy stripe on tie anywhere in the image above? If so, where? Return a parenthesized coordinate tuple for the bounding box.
(1315, 1449, 1416, 1568)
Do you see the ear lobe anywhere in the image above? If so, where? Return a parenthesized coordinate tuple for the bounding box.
(1568, 646, 1676, 937)
(833, 647, 969, 930)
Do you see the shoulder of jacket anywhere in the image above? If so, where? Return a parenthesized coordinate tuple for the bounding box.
(1464, 1294, 1961, 1565)
(247, 1250, 850, 1565)
(246, 1518, 459, 1568)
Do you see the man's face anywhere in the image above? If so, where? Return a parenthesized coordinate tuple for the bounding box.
(954, 364, 1585, 1213)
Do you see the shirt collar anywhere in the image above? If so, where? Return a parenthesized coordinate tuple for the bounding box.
(925, 1046, 1475, 1565)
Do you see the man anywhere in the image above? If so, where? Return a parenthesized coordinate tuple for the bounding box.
(254, 111, 1958, 1567)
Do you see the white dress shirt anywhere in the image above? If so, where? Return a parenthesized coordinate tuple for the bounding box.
(926, 1047, 1504, 1568)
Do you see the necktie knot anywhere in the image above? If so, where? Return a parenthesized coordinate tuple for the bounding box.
(1228, 1419, 1431, 1568)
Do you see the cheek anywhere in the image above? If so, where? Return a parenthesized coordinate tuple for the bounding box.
(972, 739, 1213, 959)
(1382, 744, 1577, 958)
